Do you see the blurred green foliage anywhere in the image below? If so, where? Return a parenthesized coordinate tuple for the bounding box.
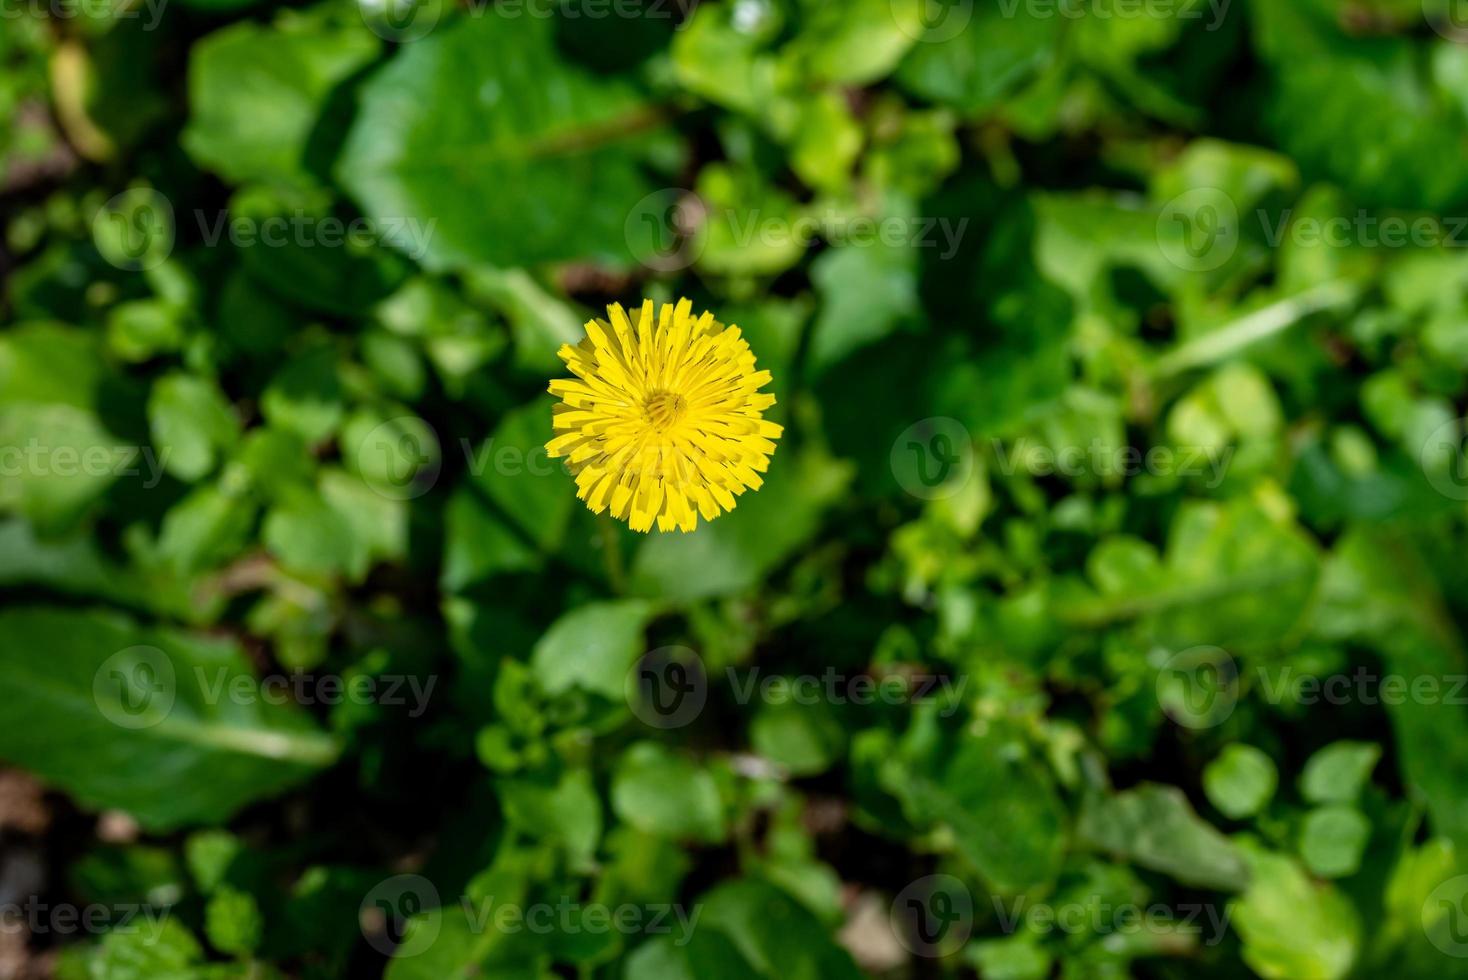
(5, 0, 1468, 977)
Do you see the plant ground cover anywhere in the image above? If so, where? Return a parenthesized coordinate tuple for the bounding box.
(5, 0, 1468, 977)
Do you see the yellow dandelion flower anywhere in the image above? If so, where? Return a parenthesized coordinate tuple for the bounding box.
(546, 298, 782, 533)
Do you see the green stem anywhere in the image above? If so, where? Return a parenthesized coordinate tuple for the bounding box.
(599, 514, 626, 595)
(1151, 280, 1359, 378)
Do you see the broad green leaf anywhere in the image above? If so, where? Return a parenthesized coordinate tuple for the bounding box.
(338, 15, 664, 269)
(148, 373, 239, 483)
(1077, 783, 1248, 891)
(0, 607, 338, 830)
(611, 742, 726, 842)
(1300, 741, 1381, 805)
(1204, 744, 1278, 820)
(886, 721, 1066, 894)
(183, 15, 378, 184)
(1233, 846, 1359, 979)
(530, 599, 656, 699)
(1300, 805, 1370, 879)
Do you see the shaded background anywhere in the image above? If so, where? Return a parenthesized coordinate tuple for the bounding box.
(3, 0, 1468, 976)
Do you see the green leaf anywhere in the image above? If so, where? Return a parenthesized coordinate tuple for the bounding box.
(531, 600, 656, 700)
(781, 0, 921, 86)
(262, 484, 367, 580)
(1077, 783, 1249, 891)
(807, 219, 919, 376)
(338, 15, 664, 269)
(896, 4, 1060, 114)
(886, 721, 1066, 894)
(1203, 744, 1278, 820)
(749, 699, 845, 777)
(1233, 845, 1360, 979)
(205, 885, 264, 956)
(148, 373, 239, 483)
(1300, 741, 1381, 805)
(697, 878, 863, 978)
(0, 402, 136, 533)
(0, 607, 338, 831)
(498, 769, 602, 870)
(1300, 805, 1371, 879)
(183, 15, 378, 184)
(260, 346, 344, 444)
(611, 742, 726, 843)
(1250, 1, 1468, 211)
(466, 396, 575, 555)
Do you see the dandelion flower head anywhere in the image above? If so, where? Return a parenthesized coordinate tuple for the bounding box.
(546, 298, 782, 532)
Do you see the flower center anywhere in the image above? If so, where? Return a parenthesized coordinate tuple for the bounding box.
(643, 390, 687, 431)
